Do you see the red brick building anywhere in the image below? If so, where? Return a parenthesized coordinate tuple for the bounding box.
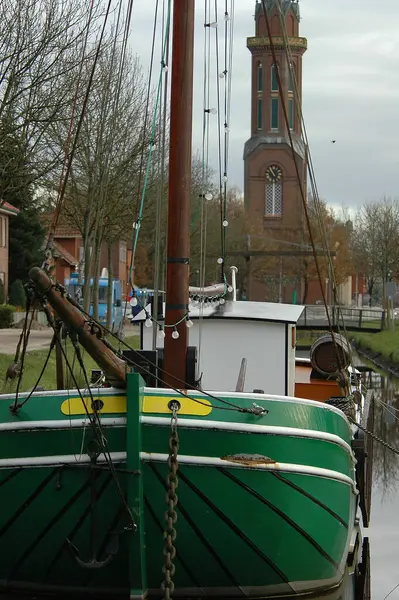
(41, 214, 128, 295)
(0, 202, 19, 298)
(244, 0, 307, 303)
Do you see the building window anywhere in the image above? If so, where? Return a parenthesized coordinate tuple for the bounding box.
(271, 63, 278, 92)
(257, 98, 263, 130)
(119, 241, 127, 263)
(288, 98, 294, 130)
(288, 65, 294, 93)
(271, 98, 279, 130)
(265, 182, 283, 216)
(0, 217, 6, 248)
(257, 62, 263, 92)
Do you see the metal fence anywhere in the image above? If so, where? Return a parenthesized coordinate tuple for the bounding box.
(297, 305, 385, 331)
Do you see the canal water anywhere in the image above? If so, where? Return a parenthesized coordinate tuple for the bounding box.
(358, 355, 399, 599)
(295, 349, 399, 600)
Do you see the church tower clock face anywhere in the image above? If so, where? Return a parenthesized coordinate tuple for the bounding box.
(266, 165, 282, 183)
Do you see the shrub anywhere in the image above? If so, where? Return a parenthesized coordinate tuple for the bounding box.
(9, 279, 26, 308)
(0, 305, 15, 328)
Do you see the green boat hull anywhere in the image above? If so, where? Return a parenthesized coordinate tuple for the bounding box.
(0, 374, 358, 598)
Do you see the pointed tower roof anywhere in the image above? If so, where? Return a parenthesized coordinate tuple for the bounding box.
(255, 0, 300, 21)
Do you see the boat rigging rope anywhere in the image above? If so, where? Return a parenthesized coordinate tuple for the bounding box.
(197, 0, 212, 374)
(12, 294, 36, 408)
(260, 0, 349, 388)
(10, 332, 57, 413)
(221, 0, 235, 271)
(151, 0, 170, 352)
(128, 0, 171, 295)
(45, 0, 96, 254)
(275, 4, 360, 384)
(60, 287, 266, 414)
(213, 0, 225, 281)
(33, 304, 137, 531)
(68, 334, 137, 528)
(84, 0, 133, 313)
(47, 0, 113, 249)
(348, 417, 399, 458)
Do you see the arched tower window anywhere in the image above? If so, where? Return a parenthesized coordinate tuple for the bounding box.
(257, 98, 263, 130)
(288, 62, 296, 131)
(257, 62, 263, 92)
(288, 63, 294, 93)
(270, 63, 279, 131)
(265, 165, 283, 216)
(271, 63, 278, 92)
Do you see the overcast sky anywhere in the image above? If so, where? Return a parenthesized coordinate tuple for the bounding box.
(128, 0, 399, 211)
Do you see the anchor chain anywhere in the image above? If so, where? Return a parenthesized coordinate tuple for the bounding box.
(161, 400, 180, 600)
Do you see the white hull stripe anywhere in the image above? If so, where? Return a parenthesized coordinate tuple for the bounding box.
(0, 451, 357, 493)
(0, 452, 126, 468)
(0, 418, 126, 431)
(143, 453, 358, 493)
(141, 417, 355, 459)
(0, 417, 354, 461)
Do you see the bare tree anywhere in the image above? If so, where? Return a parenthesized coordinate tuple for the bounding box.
(51, 44, 152, 317)
(353, 198, 399, 304)
(0, 0, 105, 204)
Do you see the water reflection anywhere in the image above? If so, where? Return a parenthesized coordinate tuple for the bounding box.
(355, 355, 399, 598)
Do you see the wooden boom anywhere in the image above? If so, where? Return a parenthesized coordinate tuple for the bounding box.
(29, 267, 126, 389)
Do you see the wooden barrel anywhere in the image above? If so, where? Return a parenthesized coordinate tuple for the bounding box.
(310, 333, 351, 377)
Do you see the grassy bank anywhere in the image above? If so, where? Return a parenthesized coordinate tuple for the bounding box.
(351, 328, 399, 363)
(0, 335, 140, 394)
(296, 330, 329, 347)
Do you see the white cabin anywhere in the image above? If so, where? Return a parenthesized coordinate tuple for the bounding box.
(133, 301, 304, 396)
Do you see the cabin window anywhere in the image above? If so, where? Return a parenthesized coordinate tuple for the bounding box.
(257, 62, 263, 92)
(271, 64, 278, 91)
(265, 181, 282, 216)
(257, 98, 263, 130)
(271, 98, 279, 130)
(99, 287, 107, 303)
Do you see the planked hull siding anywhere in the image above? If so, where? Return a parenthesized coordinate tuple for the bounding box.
(0, 375, 358, 598)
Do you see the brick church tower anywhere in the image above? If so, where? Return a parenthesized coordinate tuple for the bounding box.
(244, 0, 307, 302)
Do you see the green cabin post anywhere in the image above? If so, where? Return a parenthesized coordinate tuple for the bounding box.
(126, 371, 147, 599)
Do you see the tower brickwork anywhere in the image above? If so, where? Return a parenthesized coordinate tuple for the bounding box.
(244, 0, 307, 302)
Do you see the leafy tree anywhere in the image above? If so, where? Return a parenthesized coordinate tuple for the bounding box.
(9, 210, 45, 284)
(9, 279, 26, 307)
(299, 196, 353, 304)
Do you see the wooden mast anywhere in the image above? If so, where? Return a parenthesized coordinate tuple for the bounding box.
(164, 0, 195, 388)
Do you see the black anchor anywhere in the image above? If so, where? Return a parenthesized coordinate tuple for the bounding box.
(67, 438, 119, 569)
